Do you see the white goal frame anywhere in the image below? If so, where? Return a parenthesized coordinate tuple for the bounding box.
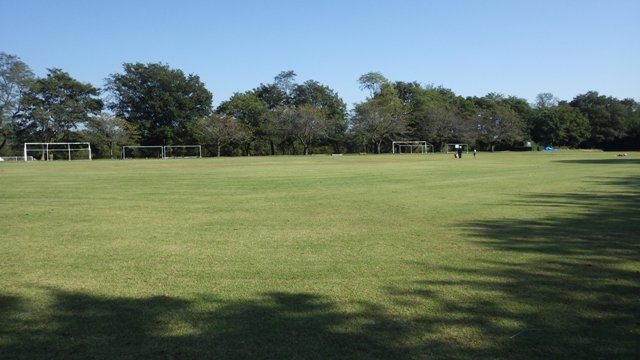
(392, 141, 433, 154)
(163, 145, 202, 159)
(122, 145, 164, 159)
(23, 142, 92, 161)
(446, 143, 469, 153)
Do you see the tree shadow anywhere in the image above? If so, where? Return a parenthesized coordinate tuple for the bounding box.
(421, 174, 640, 358)
(472, 176, 640, 260)
(377, 174, 640, 358)
(555, 158, 640, 165)
(0, 289, 419, 359)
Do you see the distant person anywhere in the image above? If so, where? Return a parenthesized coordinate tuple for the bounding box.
(457, 147, 463, 159)
(473, 149, 477, 158)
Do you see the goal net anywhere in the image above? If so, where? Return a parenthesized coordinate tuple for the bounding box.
(122, 146, 164, 159)
(163, 145, 202, 159)
(24, 142, 92, 161)
(392, 141, 433, 154)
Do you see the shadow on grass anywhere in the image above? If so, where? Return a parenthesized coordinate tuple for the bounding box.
(555, 158, 640, 165)
(374, 174, 639, 358)
(0, 289, 416, 359)
(1, 176, 639, 359)
(407, 174, 640, 358)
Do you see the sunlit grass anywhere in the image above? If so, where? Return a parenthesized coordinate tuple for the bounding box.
(1, 152, 639, 358)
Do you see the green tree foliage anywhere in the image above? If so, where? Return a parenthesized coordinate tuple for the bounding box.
(358, 72, 389, 98)
(83, 112, 140, 159)
(351, 84, 407, 153)
(253, 83, 287, 110)
(617, 99, 640, 149)
(290, 80, 347, 153)
(0, 53, 35, 152)
(469, 95, 526, 151)
(106, 63, 212, 146)
(239, 73, 347, 155)
(530, 103, 590, 147)
(570, 91, 629, 147)
(534, 92, 559, 109)
(273, 70, 297, 99)
(392, 82, 470, 149)
(15, 69, 102, 145)
(217, 92, 270, 155)
(557, 104, 591, 147)
(424, 105, 470, 151)
(198, 114, 250, 157)
(6, 55, 639, 154)
(274, 105, 329, 155)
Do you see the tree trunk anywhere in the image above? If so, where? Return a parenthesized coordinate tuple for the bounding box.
(217, 138, 221, 157)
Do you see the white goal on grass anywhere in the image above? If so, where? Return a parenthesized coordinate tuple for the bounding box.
(23, 142, 92, 161)
(163, 145, 201, 158)
(122, 146, 164, 159)
(392, 141, 434, 154)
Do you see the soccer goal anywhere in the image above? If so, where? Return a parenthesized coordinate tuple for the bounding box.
(23, 142, 92, 161)
(446, 143, 469, 153)
(163, 145, 202, 159)
(122, 146, 164, 159)
(392, 141, 434, 154)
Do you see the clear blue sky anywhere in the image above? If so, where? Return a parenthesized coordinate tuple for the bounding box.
(1, 0, 638, 109)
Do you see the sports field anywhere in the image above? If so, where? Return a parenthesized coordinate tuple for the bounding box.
(1, 152, 638, 359)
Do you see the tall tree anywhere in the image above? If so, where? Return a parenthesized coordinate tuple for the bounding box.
(423, 105, 470, 151)
(106, 63, 212, 146)
(470, 97, 526, 151)
(275, 105, 329, 155)
(273, 70, 297, 99)
(392, 82, 469, 147)
(570, 91, 629, 148)
(358, 72, 389, 98)
(557, 104, 591, 147)
(618, 99, 640, 150)
(199, 114, 250, 157)
(15, 68, 102, 146)
(253, 83, 287, 110)
(534, 92, 559, 109)
(217, 92, 270, 155)
(351, 84, 407, 153)
(530, 103, 590, 147)
(291, 80, 347, 153)
(0, 53, 35, 152)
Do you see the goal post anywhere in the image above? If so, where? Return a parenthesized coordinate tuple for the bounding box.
(163, 145, 202, 159)
(121, 145, 202, 159)
(122, 146, 164, 159)
(392, 141, 433, 154)
(23, 142, 92, 161)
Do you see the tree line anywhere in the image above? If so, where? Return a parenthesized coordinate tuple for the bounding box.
(1, 52, 638, 158)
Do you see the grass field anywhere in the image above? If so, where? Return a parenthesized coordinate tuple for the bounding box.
(1, 151, 639, 359)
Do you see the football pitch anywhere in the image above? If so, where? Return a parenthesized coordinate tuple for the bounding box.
(1, 152, 639, 359)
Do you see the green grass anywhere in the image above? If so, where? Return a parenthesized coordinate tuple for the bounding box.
(1, 151, 639, 359)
